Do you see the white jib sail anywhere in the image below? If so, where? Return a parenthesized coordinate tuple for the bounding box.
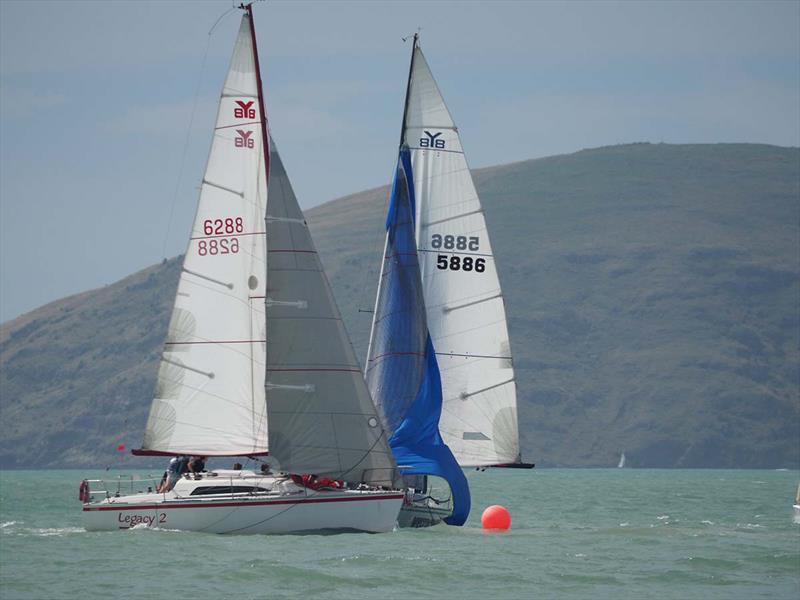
(264, 138, 397, 487)
(403, 47, 519, 466)
(142, 15, 268, 455)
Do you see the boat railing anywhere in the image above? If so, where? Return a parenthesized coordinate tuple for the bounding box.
(83, 475, 162, 502)
(81, 470, 399, 504)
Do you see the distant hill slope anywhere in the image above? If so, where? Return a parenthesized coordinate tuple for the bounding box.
(1, 143, 798, 469)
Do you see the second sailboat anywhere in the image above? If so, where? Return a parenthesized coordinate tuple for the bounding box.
(366, 36, 527, 527)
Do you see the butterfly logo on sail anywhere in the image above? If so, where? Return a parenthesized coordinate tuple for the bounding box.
(234, 100, 256, 119)
(420, 130, 445, 149)
(235, 130, 254, 149)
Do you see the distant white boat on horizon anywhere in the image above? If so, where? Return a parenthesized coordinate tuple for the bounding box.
(617, 452, 626, 468)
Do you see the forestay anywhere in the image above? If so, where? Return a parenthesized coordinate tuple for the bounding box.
(141, 15, 268, 456)
(404, 47, 520, 467)
(264, 138, 397, 487)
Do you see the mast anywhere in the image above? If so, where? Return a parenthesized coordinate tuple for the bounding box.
(244, 2, 271, 454)
(398, 33, 418, 147)
(365, 33, 418, 370)
(244, 3, 272, 453)
(244, 3, 270, 185)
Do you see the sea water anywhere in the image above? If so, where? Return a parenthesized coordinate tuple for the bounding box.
(1, 468, 798, 599)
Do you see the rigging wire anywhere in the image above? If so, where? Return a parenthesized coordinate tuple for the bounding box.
(354, 181, 392, 322)
(159, 6, 238, 261)
(355, 34, 418, 338)
(354, 36, 415, 323)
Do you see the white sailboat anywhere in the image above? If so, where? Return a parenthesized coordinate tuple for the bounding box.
(618, 452, 626, 468)
(80, 4, 402, 534)
(365, 36, 530, 528)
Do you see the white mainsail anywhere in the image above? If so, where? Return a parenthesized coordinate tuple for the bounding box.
(142, 12, 396, 486)
(264, 139, 396, 487)
(402, 47, 520, 467)
(142, 16, 267, 456)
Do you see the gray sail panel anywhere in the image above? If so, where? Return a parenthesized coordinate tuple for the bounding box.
(264, 139, 397, 486)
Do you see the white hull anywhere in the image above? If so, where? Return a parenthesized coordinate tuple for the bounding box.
(397, 503, 451, 528)
(396, 487, 453, 528)
(82, 471, 403, 534)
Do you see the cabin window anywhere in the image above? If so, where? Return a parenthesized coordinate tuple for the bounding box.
(190, 486, 267, 496)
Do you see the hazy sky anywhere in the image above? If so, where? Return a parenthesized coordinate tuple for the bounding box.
(1, 0, 798, 323)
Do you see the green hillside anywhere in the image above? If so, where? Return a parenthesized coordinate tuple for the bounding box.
(1, 143, 798, 468)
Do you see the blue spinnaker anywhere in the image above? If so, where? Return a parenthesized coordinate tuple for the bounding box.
(391, 336, 470, 525)
(366, 147, 470, 526)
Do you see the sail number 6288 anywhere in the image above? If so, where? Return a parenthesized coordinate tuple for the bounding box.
(203, 217, 243, 235)
(198, 238, 239, 256)
(197, 216, 243, 256)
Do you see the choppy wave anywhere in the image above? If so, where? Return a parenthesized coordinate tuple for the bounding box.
(2, 525, 86, 537)
(1, 468, 798, 600)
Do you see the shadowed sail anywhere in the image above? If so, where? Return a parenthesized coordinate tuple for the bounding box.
(264, 137, 396, 486)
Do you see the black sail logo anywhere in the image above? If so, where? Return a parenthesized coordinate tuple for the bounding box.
(420, 130, 445, 149)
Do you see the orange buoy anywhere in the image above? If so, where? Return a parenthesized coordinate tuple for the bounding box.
(481, 504, 511, 530)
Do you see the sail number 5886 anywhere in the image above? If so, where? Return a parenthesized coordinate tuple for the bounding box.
(431, 234, 479, 251)
(436, 255, 485, 272)
(432, 234, 484, 272)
